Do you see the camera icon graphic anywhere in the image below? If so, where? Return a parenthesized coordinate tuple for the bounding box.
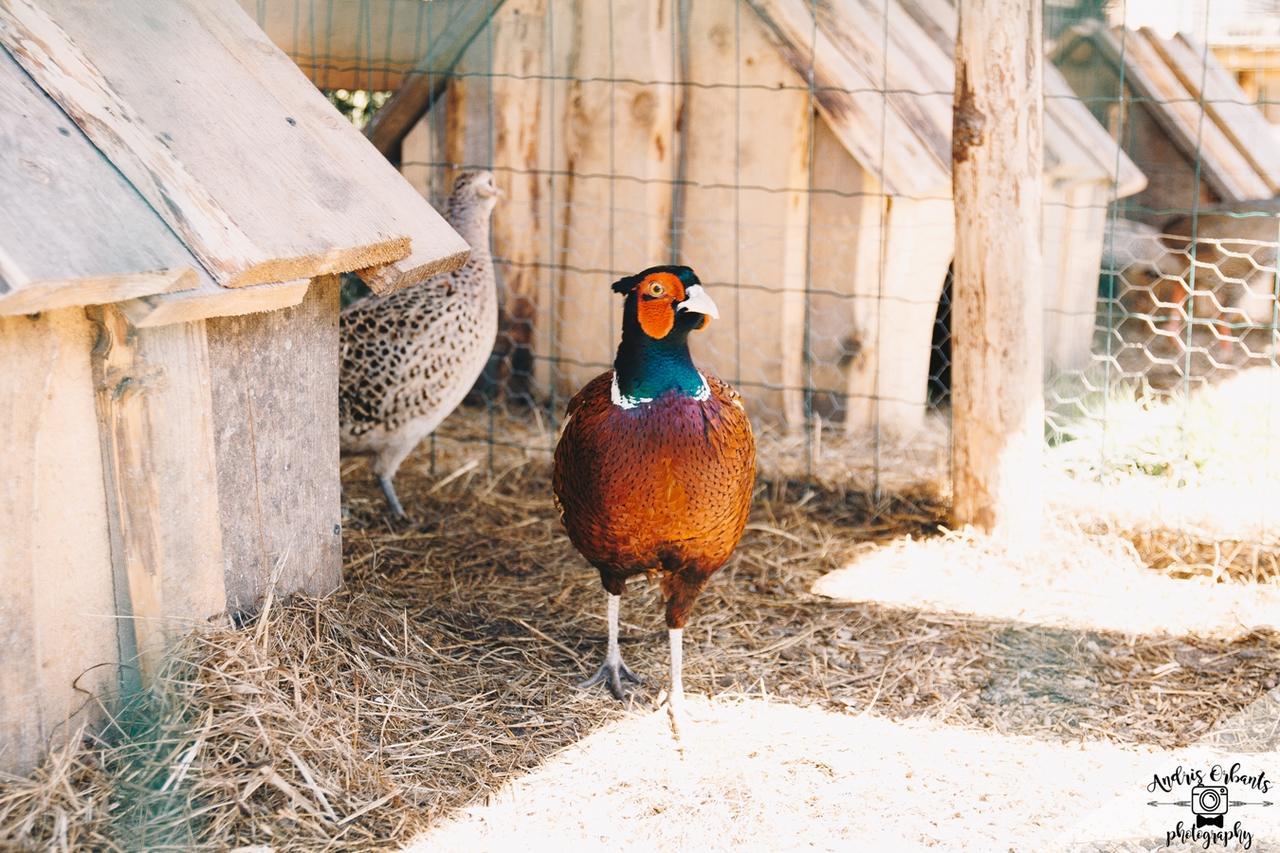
(1191, 785, 1229, 828)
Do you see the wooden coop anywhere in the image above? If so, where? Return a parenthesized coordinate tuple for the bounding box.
(1213, 37, 1280, 125)
(373, 0, 1142, 435)
(0, 0, 466, 772)
(1053, 23, 1280, 226)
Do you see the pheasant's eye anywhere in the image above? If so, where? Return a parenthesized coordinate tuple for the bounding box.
(649, 282, 664, 297)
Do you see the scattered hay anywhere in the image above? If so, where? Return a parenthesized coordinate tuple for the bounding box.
(426, 399, 952, 496)
(2, 455, 1278, 850)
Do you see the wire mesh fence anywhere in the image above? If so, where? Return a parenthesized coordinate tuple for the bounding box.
(253, 0, 1280, 506)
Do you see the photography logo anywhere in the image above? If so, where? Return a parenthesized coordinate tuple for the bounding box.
(1147, 764, 1273, 849)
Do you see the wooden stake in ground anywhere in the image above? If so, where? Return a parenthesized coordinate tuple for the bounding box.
(950, 0, 1045, 544)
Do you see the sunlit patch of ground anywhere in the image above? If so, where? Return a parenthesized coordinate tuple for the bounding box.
(408, 697, 1280, 852)
(813, 522, 1280, 637)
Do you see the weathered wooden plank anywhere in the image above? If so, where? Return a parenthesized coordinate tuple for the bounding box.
(1042, 182, 1109, 372)
(430, 0, 547, 401)
(682, 0, 810, 427)
(808, 121, 886, 429)
(1042, 65, 1146, 197)
(544, 0, 679, 398)
(747, 0, 952, 198)
(952, 0, 1044, 542)
(363, 0, 506, 155)
(119, 277, 312, 329)
(1159, 32, 1280, 195)
(400, 109, 448, 204)
(1, 309, 117, 774)
(0, 48, 198, 316)
(207, 277, 342, 615)
(235, 0, 496, 93)
(194, 0, 471, 294)
(1053, 26, 1219, 224)
(88, 306, 230, 684)
(858, 196, 955, 435)
(0, 0, 415, 288)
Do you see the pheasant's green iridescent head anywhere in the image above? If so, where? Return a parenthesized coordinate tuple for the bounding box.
(611, 265, 719, 404)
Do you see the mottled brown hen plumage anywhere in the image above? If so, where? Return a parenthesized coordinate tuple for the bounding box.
(340, 171, 499, 516)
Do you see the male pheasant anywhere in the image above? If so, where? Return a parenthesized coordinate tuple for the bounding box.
(553, 265, 756, 733)
(340, 171, 499, 516)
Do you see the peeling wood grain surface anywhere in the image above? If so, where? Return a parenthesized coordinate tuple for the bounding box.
(951, 0, 1045, 543)
(87, 305, 229, 685)
(207, 277, 343, 615)
(0, 310, 117, 774)
(0, 0, 418, 288)
(0, 48, 199, 316)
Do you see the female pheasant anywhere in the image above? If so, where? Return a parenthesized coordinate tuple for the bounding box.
(340, 171, 499, 517)
(553, 265, 755, 733)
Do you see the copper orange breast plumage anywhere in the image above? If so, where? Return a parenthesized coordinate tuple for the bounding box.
(553, 370, 755, 581)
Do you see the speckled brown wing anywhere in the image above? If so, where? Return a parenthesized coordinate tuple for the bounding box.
(339, 275, 495, 440)
(553, 371, 755, 626)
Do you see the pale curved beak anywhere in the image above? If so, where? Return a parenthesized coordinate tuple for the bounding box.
(676, 284, 719, 319)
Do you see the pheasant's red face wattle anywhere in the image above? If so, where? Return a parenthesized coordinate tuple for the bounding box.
(634, 272, 686, 339)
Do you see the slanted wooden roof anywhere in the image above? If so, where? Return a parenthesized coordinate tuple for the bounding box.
(0, 0, 468, 321)
(1053, 22, 1280, 202)
(745, 0, 1145, 198)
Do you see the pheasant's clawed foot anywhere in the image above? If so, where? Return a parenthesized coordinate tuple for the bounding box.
(578, 657, 644, 700)
(666, 693, 687, 740)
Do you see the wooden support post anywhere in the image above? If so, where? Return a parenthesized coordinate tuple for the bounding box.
(951, 0, 1045, 542)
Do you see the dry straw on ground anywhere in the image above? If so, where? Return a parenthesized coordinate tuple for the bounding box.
(1, 420, 1277, 849)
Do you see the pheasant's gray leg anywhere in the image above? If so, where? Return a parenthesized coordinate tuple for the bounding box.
(667, 627, 686, 737)
(378, 474, 407, 518)
(579, 594, 642, 699)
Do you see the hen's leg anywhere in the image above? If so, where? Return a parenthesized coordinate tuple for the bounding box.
(373, 433, 419, 519)
(378, 474, 406, 519)
(579, 594, 642, 699)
